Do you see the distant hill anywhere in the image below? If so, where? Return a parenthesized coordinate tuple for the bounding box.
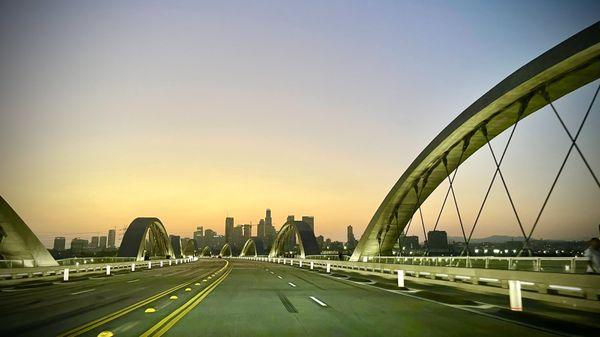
(447, 235, 524, 243)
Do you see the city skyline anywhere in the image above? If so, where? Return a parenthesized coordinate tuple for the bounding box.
(1, 1, 599, 248)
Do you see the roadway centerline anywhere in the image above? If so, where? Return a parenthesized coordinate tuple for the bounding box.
(277, 275, 283, 279)
(126, 279, 140, 283)
(140, 266, 233, 337)
(56, 261, 229, 337)
(288, 282, 296, 287)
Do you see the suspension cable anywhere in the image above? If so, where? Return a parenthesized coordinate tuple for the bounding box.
(465, 103, 525, 250)
(522, 84, 600, 252)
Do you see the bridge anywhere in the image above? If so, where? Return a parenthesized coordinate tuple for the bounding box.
(0, 22, 599, 337)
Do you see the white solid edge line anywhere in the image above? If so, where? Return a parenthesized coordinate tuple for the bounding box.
(288, 282, 296, 287)
(309, 296, 327, 307)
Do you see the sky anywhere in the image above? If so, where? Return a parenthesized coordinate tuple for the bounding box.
(0, 0, 599, 248)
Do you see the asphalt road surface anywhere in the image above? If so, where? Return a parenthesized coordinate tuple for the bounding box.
(0, 259, 596, 337)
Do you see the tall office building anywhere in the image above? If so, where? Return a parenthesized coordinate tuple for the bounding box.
(257, 219, 265, 238)
(99, 236, 107, 249)
(107, 229, 116, 248)
(70, 238, 88, 254)
(193, 226, 204, 246)
(53, 237, 66, 251)
(90, 236, 99, 249)
(232, 225, 243, 246)
(265, 209, 272, 227)
(287, 215, 296, 246)
(225, 217, 234, 243)
(242, 224, 252, 239)
(346, 225, 356, 249)
(302, 216, 314, 232)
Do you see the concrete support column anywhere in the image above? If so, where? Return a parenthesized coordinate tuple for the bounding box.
(310, 261, 314, 270)
(326, 263, 331, 273)
(148, 262, 152, 269)
(131, 263, 135, 272)
(299, 261, 303, 268)
(106, 265, 111, 276)
(160, 261, 163, 267)
(63, 268, 69, 281)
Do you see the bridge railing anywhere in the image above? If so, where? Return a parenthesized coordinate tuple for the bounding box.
(240, 256, 600, 312)
(305, 255, 589, 274)
(0, 257, 197, 282)
(56, 257, 137, 266)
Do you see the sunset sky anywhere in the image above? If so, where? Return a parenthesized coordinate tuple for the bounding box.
(1, 1, 599, 247)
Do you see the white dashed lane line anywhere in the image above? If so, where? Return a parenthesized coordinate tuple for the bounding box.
(70, 288, 95, 295)
(288, 282, 296, 287)
(309, 296, 328, 307)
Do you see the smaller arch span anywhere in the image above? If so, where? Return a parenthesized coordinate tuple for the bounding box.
(201, 246, 211, 256)
(118, 217, 175, 261)
(239, 238, 266, 257)
(219, 243, 232, 257)
(182, 239, 197, 257)
(269, 220, 320, 258)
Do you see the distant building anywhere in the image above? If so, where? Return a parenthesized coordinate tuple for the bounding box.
(264, 209, 276, 246)
(90, 236, 99, 249)
(427, 230, 448, 254)
(225, 217, 234, 243)
(193, 226, 204, 247)
(204, 229, 217, 249)
(70, 238, 88, 255)
(401, 235, 420, 250)
(257, 219, 265, 238)
(53, 237, 66, 251)
(286, 215, 296, 246)
(99, 236, 107, 249)
(107, 229, 116, 248)
(232, 225, 243, 246)
(242, 224, 252, 239)
(302, 216, 314, 232)
(346, 225, 356, 249)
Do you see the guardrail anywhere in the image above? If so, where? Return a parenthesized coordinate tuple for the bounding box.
(305, 255, 590, 274)
(241, 256, 600, 312)
(0, 257, 197, 282)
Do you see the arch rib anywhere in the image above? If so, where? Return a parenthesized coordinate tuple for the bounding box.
(269, 220, 320, 258)
(351, 22, 600, 261)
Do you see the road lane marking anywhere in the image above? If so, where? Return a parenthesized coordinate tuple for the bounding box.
(288, 282, 296, 287)
(270, 271, 274, 274)
(70, 288, 95, 295)
(127, 279, 140, 283)
(309, 296, 328, 307)
(277, 276, 283, 279)
(57, 261, 228, 337)
(140, 267, 232, 337)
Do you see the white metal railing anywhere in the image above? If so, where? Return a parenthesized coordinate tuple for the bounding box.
(0, 257, 198, 281)
(305, 255, 589, 274)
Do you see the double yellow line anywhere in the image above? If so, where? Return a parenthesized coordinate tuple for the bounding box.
(140, 265, 232, 337)
(58, 260, 229, 337)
